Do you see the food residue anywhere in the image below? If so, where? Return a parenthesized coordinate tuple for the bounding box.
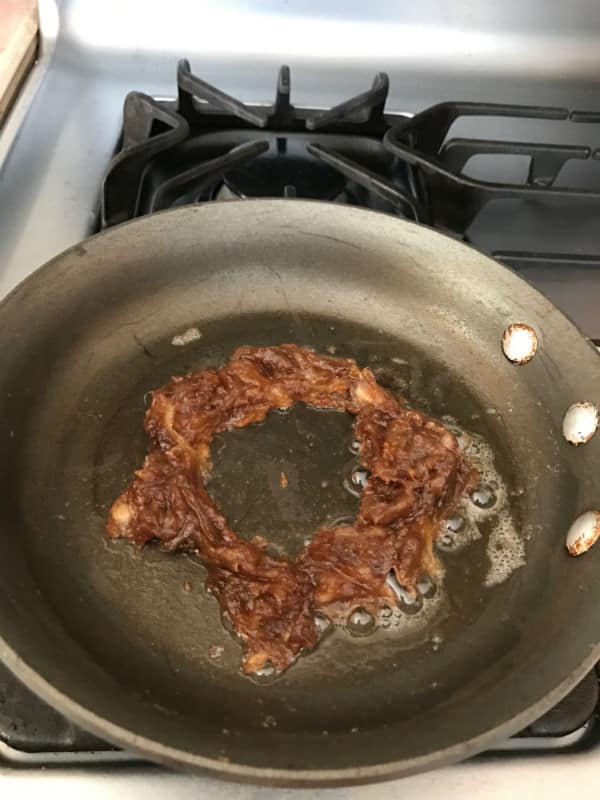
(106, 345, 477, 675)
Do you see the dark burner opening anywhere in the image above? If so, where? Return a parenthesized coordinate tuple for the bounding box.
(220, 146, 345, 200)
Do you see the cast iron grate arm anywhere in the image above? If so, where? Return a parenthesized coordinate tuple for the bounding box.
(385, 101, 600, 233)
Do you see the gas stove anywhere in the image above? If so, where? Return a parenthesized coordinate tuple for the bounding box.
(98, 60, 600, 342)
(1, 1, 600, 795)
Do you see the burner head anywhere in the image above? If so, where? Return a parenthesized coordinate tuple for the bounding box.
(101, 64, 411, 228)
(218, 140, 345, 201)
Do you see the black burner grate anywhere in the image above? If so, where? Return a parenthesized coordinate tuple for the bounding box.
(384, 101, 600, 233)
(101, 60, 600, 252)
(0, 662, 112, 755)
(101, 61, 418, 228)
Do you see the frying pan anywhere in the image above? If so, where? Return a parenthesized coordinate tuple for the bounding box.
(0, 200, 599, 786)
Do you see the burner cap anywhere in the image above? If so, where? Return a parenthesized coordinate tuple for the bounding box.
(220, 148, 345, 200)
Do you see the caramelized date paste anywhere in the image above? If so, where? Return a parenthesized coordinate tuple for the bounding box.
(107, 345, 477, 673)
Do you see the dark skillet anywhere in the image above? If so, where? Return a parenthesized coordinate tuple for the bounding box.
(0, 200, 599, 786)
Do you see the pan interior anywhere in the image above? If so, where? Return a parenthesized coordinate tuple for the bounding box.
(2, 201, 600, 780)
(17, 310, 523, 741)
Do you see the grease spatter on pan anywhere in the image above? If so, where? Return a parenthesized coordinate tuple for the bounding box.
(439, 418, 525, 588)
(171, 327, 202, 347)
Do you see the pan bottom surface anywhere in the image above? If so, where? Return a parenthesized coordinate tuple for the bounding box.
(17, 312, 527, 752)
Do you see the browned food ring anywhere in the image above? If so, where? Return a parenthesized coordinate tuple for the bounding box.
(107, 345, 477, 674)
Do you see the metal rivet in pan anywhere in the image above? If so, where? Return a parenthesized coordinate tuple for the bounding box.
(566, 511, 600, 556)
(501, 323, 538, 364)
(562, 402, 599, 445)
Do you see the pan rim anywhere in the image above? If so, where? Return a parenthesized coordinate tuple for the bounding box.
(0, 197, 598, 360)
(1, 199, 600, 785)
(1, 636, 599, 786)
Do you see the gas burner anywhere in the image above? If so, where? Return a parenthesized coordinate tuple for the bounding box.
(217, 143, 346, 201)
(100, 61, 417, 228)
(101, 60, 600, 263)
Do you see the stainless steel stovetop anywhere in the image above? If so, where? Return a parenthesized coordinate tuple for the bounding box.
(1, 1, 599, 795)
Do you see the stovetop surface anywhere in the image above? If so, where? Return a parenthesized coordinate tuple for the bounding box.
(2, 0, 600, 794)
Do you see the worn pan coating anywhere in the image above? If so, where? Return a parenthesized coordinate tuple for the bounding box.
(0, 200, 599, 786)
